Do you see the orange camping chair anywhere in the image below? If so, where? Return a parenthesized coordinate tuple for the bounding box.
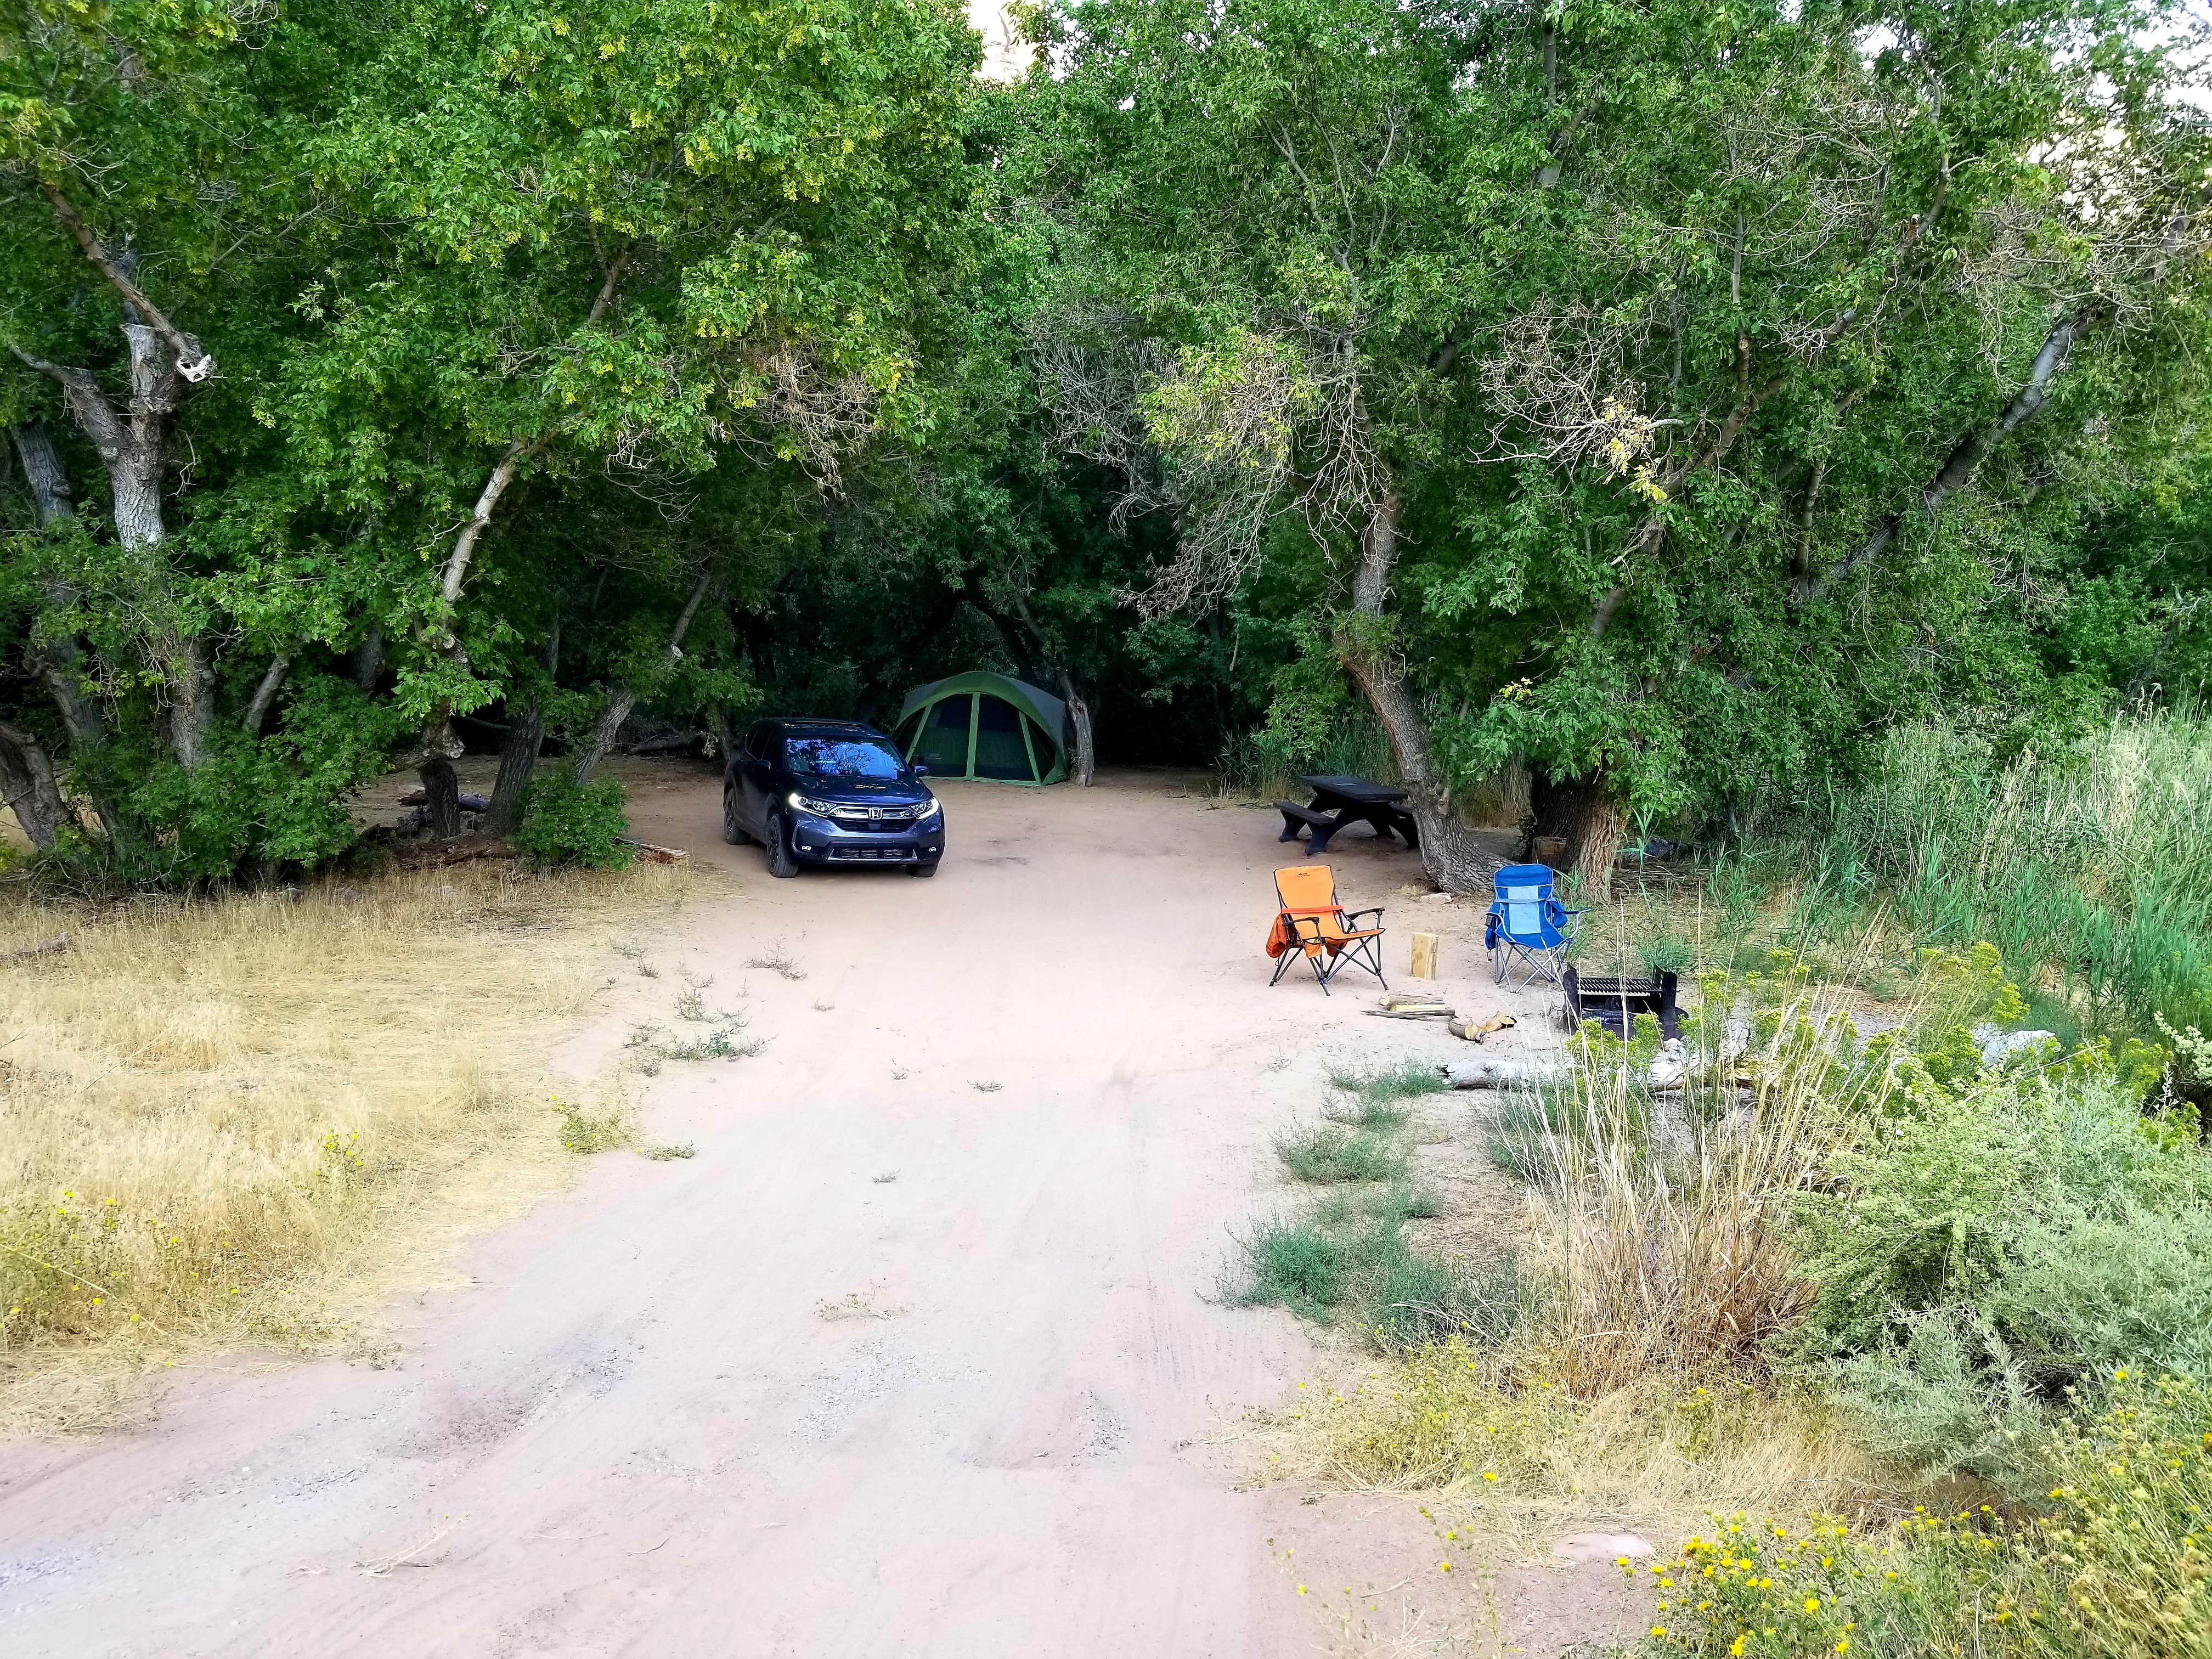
(1266, 864, 1387, 995)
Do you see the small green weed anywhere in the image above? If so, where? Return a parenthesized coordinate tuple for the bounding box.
(663, 1022, 765, 1062)
(1278, 1124, 1406, 1183)
(1327, 1059, 1449, 1109)
(747, 942, 806, 981)
(554, 1094, 629, 1154)
(641, 1142, 695, 1161)
(1237, 1220, 1346, 1318)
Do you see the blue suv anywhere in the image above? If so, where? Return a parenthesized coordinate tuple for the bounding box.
(723, 719, 945, 878)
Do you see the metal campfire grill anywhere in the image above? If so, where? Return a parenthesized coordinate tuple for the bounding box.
(1561, 967, 1682, 1039)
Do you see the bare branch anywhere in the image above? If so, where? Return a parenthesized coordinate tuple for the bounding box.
(41, 184, 212, 381)
(1798, 308, 2092, 602)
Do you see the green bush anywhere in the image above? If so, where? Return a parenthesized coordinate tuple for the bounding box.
(516, 768, 633, 870)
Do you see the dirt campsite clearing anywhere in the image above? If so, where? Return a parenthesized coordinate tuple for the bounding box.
(0, 768, 1642, 1657)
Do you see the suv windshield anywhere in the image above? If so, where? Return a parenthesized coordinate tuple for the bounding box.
(784, 736, 904, 779)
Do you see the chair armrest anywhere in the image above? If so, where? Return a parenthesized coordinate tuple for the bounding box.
(1342, 906, 1385, 927)
(1286, 915, 1329, 944)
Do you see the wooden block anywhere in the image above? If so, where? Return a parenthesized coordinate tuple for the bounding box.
(1408, 931, 1439, 979)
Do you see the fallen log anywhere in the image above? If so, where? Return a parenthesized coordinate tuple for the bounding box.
(1442, 1056, 1567, 1088)
(389, 835, 520, 870)
(1, 932, 72, 966)
(1445, 1037, 1685, 1090)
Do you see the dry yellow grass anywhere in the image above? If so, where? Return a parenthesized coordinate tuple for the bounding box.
(0, 862, 685, 1430)
(1236, 1347, 1888, 1563)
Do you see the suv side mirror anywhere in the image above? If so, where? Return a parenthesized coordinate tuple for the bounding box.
(911, 762, 930, 777)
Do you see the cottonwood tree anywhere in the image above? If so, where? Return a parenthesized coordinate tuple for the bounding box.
(2, 1, 277, 808)
(1016, 0, 2212, 887)
(276, 0, 986, 832)
(2, 0, 987, 873)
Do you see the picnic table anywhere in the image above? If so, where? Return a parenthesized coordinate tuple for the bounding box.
(1274, 774, 1421, 855)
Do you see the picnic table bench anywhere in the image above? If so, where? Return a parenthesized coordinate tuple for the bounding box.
(1274, 774, 1421, 855)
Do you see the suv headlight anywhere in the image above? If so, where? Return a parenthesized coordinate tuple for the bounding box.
(915, 793, 943, 821)
(787, 791, 840, 816)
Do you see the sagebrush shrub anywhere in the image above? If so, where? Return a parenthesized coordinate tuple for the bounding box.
(1791, 1071, 2212, 1480)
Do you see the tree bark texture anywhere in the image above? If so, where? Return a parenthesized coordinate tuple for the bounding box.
(10, 421, 75, 525)
(243, 655, 290, 733)
(489, 620, 560, 834)
(487, 704, 544, 834)
(352, 620, 385, 693)
(572, 574, 710, 785)
(1532, 774, 1630, 893)
(1057, 668, 1096, 786)
(0, 720, 71, 849)
(420, 756, 462, 838)
(1335, 487, 1493, 893)
(15, 323, 210, 769)
(8, 425, 111, 761)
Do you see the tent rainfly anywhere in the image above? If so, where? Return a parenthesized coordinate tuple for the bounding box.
(893, 672, 1067, 785)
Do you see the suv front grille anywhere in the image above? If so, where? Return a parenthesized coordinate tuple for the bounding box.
(828, 805, 917, 826)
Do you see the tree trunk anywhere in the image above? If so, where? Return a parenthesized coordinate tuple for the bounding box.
(9, 424, 115, 765)
(243, 654, 290, 733)
(419, 756, 462, 838)
(1799, 309, 2090, 603)
(571, 687, 638, 786)
(10, 421, 75, 525)
(487, 705, 544, 834)
(352, 620, 385, 693)
(17, 321, 211, 771)
(1335, 486, 1493, 892)
(488, 620, 559, 834)
(1057, 668, 1096, 786)
(1532, 773, 1630, 893)
(572, 574, 711, 786)
(168, 635, 215, 770)
(0, 721, 71, 849)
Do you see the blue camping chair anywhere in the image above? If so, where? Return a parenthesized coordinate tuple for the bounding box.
(1485, 863, 1584, 987)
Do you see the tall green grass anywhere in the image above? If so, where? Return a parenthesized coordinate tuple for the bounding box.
(1740, 714, 2212, 1037)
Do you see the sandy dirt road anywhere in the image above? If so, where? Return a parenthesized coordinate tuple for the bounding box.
(0, 769, 1591, 1657)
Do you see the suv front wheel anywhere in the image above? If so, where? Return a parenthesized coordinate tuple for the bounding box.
(764, 810, 799, 878)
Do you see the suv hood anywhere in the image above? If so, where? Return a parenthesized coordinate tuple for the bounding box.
(790, 777, 928, 805)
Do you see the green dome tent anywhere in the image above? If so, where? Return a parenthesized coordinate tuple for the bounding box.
(893, 672, 1067, 785)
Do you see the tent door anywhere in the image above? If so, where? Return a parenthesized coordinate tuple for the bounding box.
(972, 695, 1035, 781)
(912, 694, 974, 775)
